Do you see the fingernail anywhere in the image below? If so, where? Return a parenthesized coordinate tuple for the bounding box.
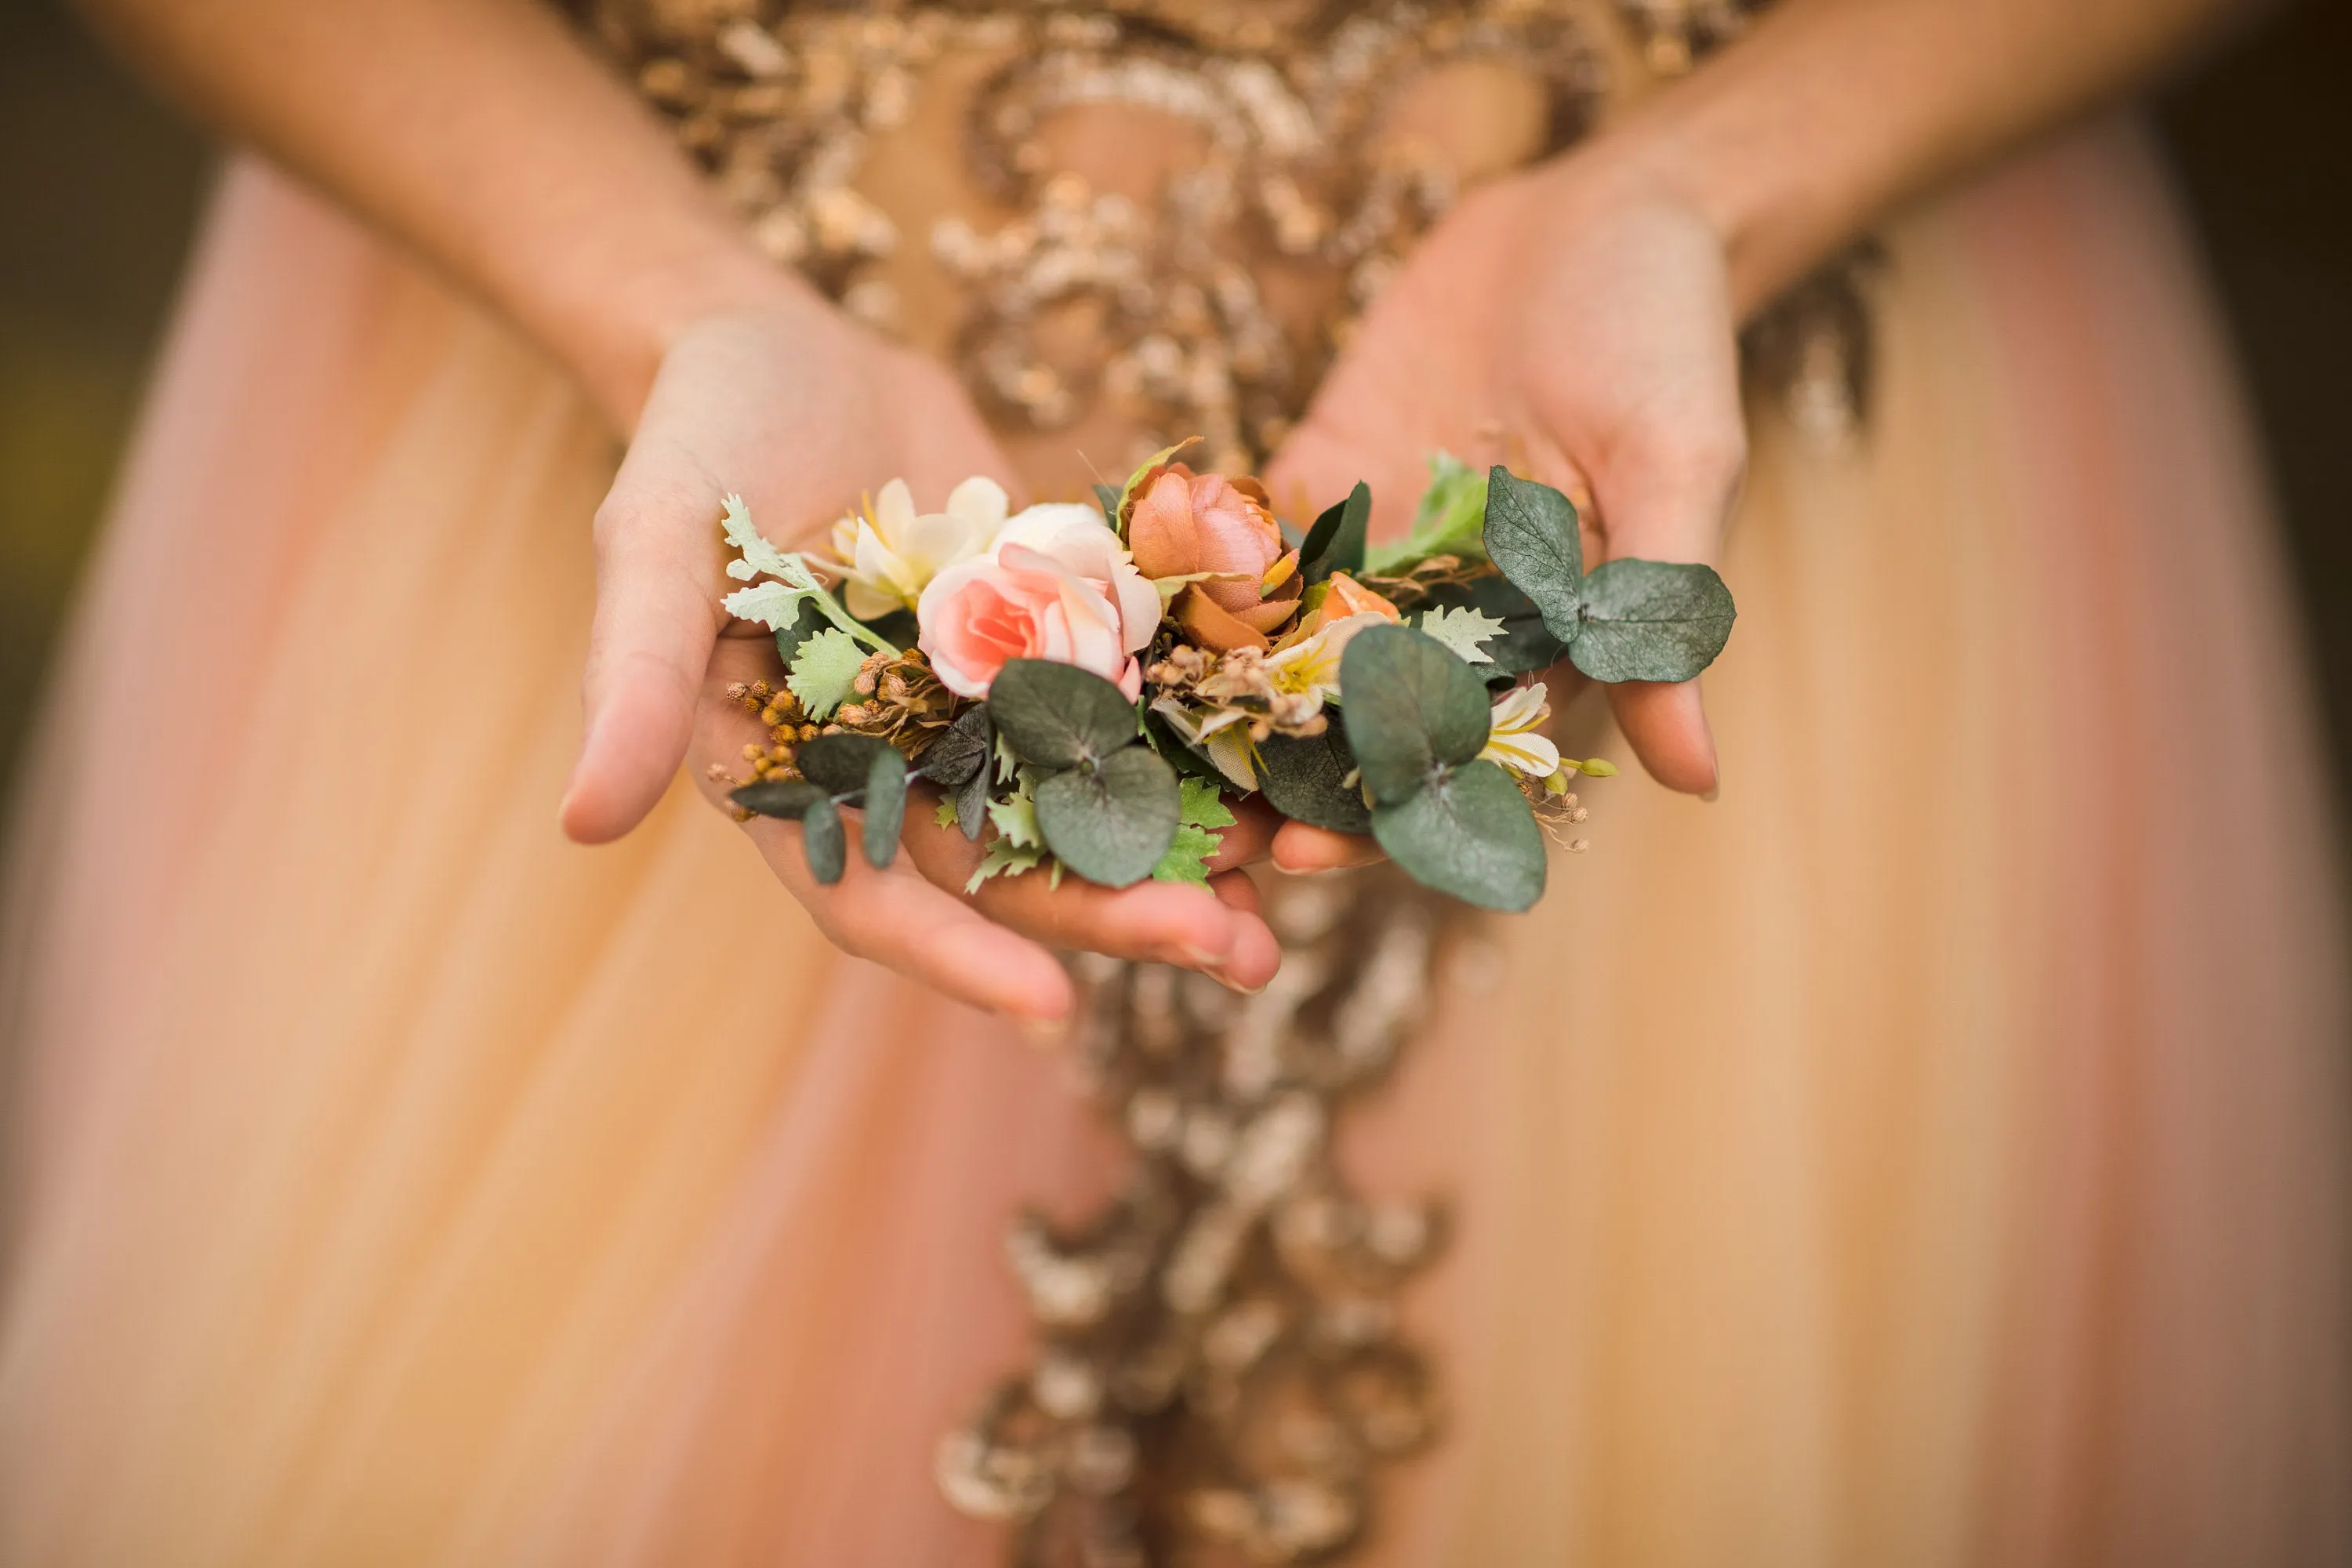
(1014, 1014, 1068, 1048)
(1700, 770, 1721, 804)
(1177, 943, 1230, 969)
(1208, 967, 1268, 996)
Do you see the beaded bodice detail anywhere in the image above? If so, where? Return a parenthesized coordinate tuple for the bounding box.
(584, 3, 1850, 1562)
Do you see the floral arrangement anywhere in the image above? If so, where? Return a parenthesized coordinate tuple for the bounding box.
(714, 444, 1734, 912)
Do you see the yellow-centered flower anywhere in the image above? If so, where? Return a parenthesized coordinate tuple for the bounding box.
(1479, 682, 1562, 777)
(829, 476, 1007, 619)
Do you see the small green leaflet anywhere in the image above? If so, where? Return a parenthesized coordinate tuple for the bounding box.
(965, 775, 1045, 893)
(1150, 776, 1239, 885)
(1364, 451, 1488, 575)
(718, 493, 897, 656)
(786, 627, 866, 720)
(933, 797, 960, 829)
(1413, 604, 1506, 664)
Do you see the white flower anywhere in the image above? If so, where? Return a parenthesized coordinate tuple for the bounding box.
(829, 476, 1007, 619)
(1265, 611, 1389, 708)
(1479, 682, 1562, 777)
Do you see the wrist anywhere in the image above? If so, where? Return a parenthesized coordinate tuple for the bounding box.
(537, 234, 821, 430)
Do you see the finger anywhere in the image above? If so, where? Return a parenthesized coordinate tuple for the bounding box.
(904, 819, 1260, 972)
(563, 460, 728, 844)
(748, 815, 1076, 1022)
(1270, 822, 1388, 873)
(1586, 415, 1745, 798)
(1204, 800, 1279, 874)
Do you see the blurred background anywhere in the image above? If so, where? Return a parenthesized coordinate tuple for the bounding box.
(2, 0, 2350, 806)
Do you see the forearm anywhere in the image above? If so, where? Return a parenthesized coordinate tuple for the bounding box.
(1602, 0, 2258, 314)
(75, 0, 807, 423)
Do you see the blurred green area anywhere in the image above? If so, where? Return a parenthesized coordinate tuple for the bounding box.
(2, 0, 2350, 800)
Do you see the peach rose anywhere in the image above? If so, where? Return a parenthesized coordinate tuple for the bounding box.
(1127, 465, 1302, 650)
(916, 505, 1159, 700)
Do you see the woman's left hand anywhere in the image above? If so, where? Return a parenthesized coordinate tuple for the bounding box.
(1264, 151, 1745, 869)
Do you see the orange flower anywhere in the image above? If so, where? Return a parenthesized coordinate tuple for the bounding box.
(1129, 463, 1303, 650)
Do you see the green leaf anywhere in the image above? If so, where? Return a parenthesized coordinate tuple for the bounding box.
(1336, 624, 1492, 805)
(1566, 558, 1737, 683)
(989, 659, 1140, 768)
(861, 745, 907, 869)
(1365, 452, 1488, 575)
(1150, 824, 1225, 885)
(988, 778, 1042, 849)
(800, 794, 848, 884)
(953, 768, 992, 840)
(1034, 746, 1180, 888)
(1299, 481, 1371, 585)
(1417, 575, 1566, 677)
(719, 496, 896, 656)
(772, 597, 831, 669)
(1177, 774, 1237, 831)
(1481, 466, 1583, 641)
(1414, 603, 1506, 664)
(794, 731, 893, 798)
(1254, 717, 1372, 833)
(731, 778, 827, 819)
(1370, 759, 1546, 912)
(1093, 481, 1123, 521)
(965, 833, 1047, 893)
(787, 628, 869, 720)
(918, 706, 992, 789)
(933, 796, 960, 829)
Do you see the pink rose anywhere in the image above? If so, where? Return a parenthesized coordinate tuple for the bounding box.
(917, 503, 1160, 699)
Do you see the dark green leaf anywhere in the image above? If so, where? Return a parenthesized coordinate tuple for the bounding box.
(771, 597, 831, 669)
(1034, 746, 1181, 888)
(918, 706, 992, 789)
(1337, 624, 1492, 804)
(865, 608, 919, 652)
(953, 767, 991, 840)
(1142, 709, 1228, 783)
(1255, 717, 1372, 833)
(1481, 466, 1583, 640)
(800, 794, 847, 884)
(1417, 575, 1568, 677)
(796, 732, 893, 798)
(1299, 481, 1370, 584)
(1370, 760, 1546, 912)
(861, 745, 907, 868)
(1093, 481, 1123, 521)
(1566, 558, 1737, 683)
(731, 778, 826, 819)
(989, 659, 1140, 768)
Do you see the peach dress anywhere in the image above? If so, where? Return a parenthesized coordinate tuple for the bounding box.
(2, 4, 2346, 1564)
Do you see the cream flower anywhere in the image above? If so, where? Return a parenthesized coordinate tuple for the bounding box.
(829, 476, 1007, 619)
(1267, 610, 1391, 710)
(1479, 682, 1562, 777)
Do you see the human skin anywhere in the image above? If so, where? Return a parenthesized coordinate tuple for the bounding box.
(72, 0, 2256, 1011)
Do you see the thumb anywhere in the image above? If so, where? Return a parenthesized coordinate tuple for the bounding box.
(1588, 420, 1744, 797)
(560, 462, 727, 843)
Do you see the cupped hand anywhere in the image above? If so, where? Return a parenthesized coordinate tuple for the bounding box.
(1265, 154, 1745, 870)
(560, 297, 1279, 1023)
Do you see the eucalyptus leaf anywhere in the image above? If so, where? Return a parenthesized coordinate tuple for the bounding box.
(989, 659, 1140, 768)
(730, 778, 827, 819)
(1337, 624, 1492, 805)
(918, 706, 992, 789)
(1034, 746, 1181, 888)
(954, 767, 992, 840)
(1255, 717, 1372, 833)
(1481, 466, 1584, 639)
(795, 732, 893, 798)
(1093, 481, 1123, 521)
(1417, 575, 1566, 677)
(861, 745, 907, 868)
(800, 794, 848, 884)
(1370, 760, 1546, 912)
(1566, 558, 1737, 683)
(1299, 481, 1370, 584)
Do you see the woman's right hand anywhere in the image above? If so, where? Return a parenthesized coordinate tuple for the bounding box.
(557, 296, 1281, 1028)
